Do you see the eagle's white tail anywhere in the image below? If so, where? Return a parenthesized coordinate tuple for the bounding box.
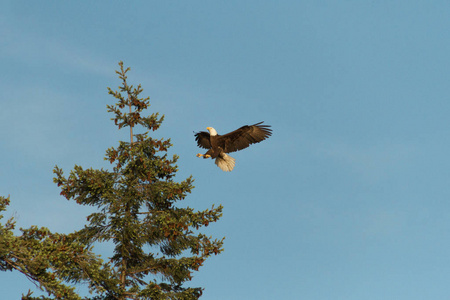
(215, 153, 236, 172)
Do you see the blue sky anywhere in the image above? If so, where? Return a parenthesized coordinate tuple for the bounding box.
(2, 1, 450, 299)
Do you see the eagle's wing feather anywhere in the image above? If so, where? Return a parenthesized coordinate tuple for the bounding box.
(194, 131, 211, 149)
(220, 122, 272, 153)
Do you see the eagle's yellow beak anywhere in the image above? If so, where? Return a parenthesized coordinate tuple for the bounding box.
(206, 127, 211, 131)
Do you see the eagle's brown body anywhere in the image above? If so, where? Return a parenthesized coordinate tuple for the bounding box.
(194, 122, 272, 171)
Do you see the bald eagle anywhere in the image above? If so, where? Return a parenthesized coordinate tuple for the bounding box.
(194, 122, 272, 171)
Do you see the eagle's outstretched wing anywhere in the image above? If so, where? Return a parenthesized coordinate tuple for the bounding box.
(194, 131, 211, 149)
(219, 122, 272, 153)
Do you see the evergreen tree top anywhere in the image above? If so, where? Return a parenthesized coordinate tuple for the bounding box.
(53, 62, 224, 299)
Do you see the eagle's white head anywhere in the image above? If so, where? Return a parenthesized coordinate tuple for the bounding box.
(206, 127, 218, 136)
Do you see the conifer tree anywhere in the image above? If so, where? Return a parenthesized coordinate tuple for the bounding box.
(53, 62, 224, 299)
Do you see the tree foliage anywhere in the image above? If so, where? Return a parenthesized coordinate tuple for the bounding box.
(1, 62, 224, 299)
(0, 196, 108, 300)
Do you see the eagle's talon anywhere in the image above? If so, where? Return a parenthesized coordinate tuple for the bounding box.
(196, 153, 203, 157)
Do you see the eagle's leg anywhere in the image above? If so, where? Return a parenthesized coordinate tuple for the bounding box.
(196, 153, 211, 158)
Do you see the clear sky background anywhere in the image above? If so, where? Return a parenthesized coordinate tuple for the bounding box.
(2, 1, 450, 299)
